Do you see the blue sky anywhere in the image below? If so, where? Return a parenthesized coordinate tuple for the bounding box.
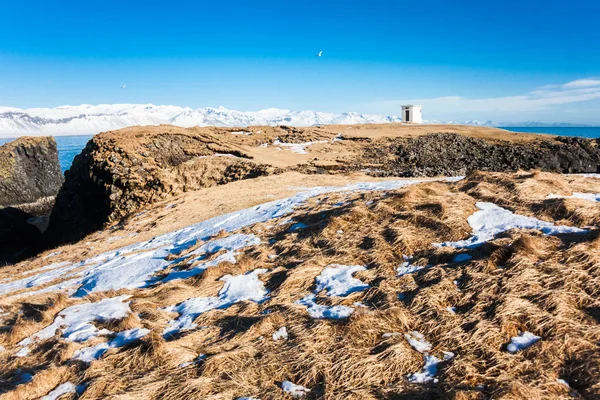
(1, 0, 599, 123)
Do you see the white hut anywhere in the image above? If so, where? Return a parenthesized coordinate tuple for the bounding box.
(401, 105, 422, 124)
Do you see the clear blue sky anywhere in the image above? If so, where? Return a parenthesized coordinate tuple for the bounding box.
(1, 0, 599, 123)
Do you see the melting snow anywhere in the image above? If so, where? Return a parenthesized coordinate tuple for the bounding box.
(18, 295, 132, 346)
(179, 354, 206, 367)
(408, 352, 454, 384)
(272, 139, 328, 154)
(397, 256, 424, 276)
(0, 177, 461, 300)
(506, 331, 540, 353)
(160, 234, 260, 283)
(73, 327, 150, 362)
(281, 380, 311, 398)
(404, 331, 432, 353)
(314, 264, 368, 297)
(548, 192, 600, 202)
(436, 202, 586, 248)
(16, 347, 30, 357)
(273, 326, 288, 341)
(163, 269, 269, 336)
(296, 295, 354, 319)
(556, 378, 570, 387)
(41, 382, 76, 400)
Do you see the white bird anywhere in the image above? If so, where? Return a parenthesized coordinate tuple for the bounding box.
(316, 50, 323, 57)
(121, 84, 126, 89)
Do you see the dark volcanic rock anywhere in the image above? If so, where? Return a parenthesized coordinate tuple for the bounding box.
(0, 136, 63, 213)
(0, 207, 43, 265)
(359, 133, 600, 177)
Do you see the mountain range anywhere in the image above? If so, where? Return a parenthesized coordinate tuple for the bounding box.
(0, 104, 591, 137)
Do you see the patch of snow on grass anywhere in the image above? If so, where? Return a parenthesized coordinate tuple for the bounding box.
(396, 256, 424, 276)
(163, 269, 269, 336)
(281, 380, 311, 398)
(548, 192, 600, 202)
(2, 177, 461, 299)
(314, 264, 368, 297)
(272, 326, 288, 341)
(179, 354, 206, 367)
(506, 331, 540, 353)
(41, 382, 76, 400)
(16, 347, 30, 357)
(73, 327, 150, 362)
(404, 331, 432, 353)
(436, 202, 586, 248)
(160, 234, 260, 283)
(296, 295, 354, 319)
(272, 139, 328, 154)
(408, 352, 454, 384)
(18, 295, 131, 346)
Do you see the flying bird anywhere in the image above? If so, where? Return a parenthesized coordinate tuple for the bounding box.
(121, 84, 126, 89)
(316, 50, 323, 57)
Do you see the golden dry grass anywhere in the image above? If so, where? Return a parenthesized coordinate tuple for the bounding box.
(0, 171, 599, 399)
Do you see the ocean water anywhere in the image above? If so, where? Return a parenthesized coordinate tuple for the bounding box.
(501, 127, 600, 138)
(0, 135, 91, 173)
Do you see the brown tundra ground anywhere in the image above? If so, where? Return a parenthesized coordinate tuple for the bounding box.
(1, 168, 599, 399)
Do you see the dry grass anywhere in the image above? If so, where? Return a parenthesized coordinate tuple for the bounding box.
(1, 171, 600, 399)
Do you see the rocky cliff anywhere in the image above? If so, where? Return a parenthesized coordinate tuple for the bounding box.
(0, 136, 63, 211)
(46, 124, 600, 246)
(0, 136, 63, 263)
(46, 127, 274, 244)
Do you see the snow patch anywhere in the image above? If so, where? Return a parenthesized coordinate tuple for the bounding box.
(73, 327, 150, 362)
(41, 382, 76, 400)
(548, 192, 600, 202)
(296, 295, 354, 319)
(314, 264, 368, 297)
(272, 139, 328, 154)
(404, 331, 432, 353)
(281, 380, 311, 398)
(272, 327, 288, 341)
(506, 331, 540, 353)
(436, 202, 586, 248)
(163, 269, 269, 336)
(19, 295, 132, 346)
(408, 352, 454, 384)
(396, 256, 424, 276)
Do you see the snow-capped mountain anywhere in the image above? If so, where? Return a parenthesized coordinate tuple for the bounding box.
(0, 104, 404, 137)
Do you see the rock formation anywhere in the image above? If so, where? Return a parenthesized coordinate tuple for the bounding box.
(0, 136, 63, 263)
(0, 136, 63, 211)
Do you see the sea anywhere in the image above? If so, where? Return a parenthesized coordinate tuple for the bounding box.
(0, 135, 92, 173)
(0, 127, 599, 174)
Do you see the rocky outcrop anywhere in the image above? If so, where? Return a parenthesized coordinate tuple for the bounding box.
(46, 129, 273, 244)
(358, 133, 600, 177)
(0, 136, 63, 213)
(0, 136, 62, 264)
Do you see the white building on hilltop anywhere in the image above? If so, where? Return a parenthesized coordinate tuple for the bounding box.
(401, 105, 422, 124)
